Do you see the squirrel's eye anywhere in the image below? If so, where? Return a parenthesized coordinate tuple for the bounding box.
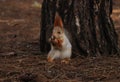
(57, 31, 61, 34)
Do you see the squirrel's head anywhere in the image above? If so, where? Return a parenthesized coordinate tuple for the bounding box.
(52, 13, 64, 39)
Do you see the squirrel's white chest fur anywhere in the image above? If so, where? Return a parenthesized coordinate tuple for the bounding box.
(48, 34, 72, 60)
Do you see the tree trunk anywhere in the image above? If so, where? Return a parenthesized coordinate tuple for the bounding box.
(40, 0, 119, 56)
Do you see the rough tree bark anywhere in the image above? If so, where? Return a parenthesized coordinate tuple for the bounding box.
(40, 0, 119, 56)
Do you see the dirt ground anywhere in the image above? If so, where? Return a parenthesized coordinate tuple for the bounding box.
(0, 0, 120, 82)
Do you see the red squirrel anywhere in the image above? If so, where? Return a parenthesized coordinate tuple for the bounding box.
(47, 13, 72, 64)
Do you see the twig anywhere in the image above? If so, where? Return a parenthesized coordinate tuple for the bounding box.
(0, 52, 16, 57)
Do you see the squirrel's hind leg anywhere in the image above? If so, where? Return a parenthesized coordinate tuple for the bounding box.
(47, 56, 54, 63)
(61, 58, 71, 64)
(47, 50, 54, 63)
(61, 48, 71, 64)
(47, 50, 60, 63)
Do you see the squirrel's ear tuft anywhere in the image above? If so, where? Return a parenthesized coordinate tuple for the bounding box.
(54, 12, 63, 28)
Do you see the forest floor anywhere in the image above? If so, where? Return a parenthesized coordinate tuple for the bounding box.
(0, 0, 120, 82)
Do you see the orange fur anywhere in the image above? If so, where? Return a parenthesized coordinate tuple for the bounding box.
(54, 13, 63, 28)
(61, 58, 71, 64)
(51, 38, 63, 49)
(47, 56, 53, 63)
(57, 39, 63, 48)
